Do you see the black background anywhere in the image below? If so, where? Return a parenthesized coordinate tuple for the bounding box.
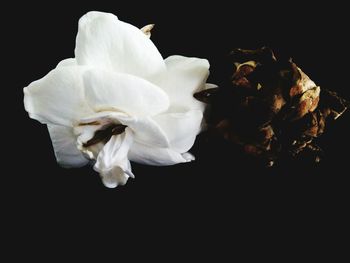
(4, 1, 350, 257)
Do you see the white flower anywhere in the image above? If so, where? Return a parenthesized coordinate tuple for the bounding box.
(24, 11, 213, 188)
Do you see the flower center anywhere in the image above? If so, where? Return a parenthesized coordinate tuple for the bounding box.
(82, 123, 127, 147)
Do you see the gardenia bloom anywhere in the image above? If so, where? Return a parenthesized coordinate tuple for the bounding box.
(24, 11, 212, 188)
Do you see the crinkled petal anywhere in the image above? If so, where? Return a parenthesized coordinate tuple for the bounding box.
(153, 110, 203, 152)
(154, 55, 209, 111)
(94, 128, 134, 188)
(75, 11, 165, 79)
(47, 124, 89, 168)
(128, 142, 194, 166)
(24, 66, 93, 127)
(83, 68, 169, 116)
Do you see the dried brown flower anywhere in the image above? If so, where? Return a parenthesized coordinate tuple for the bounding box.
(195, 47, 349, 166)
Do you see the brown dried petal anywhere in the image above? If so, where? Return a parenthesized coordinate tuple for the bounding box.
(270, 93, 286, 113)
(319, 89, 349, 120)
(258, 125, 274, 143)
(230, 47, 276, 64)
(303, 113, 319, 137)
(292, 86, 320, 120)
(233, 64, 255, 79)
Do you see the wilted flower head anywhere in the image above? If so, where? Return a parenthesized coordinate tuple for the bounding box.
(195, 47, 348, 166)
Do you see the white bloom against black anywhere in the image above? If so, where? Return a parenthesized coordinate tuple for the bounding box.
(24, 11, 213, 188)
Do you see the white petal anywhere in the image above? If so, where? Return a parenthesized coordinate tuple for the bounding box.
(56, 58, 76, 68)
(181, 152, 195, 162)
(153, 110, 203, 152)
(128, 142, 194, 166)
(75, 11, 165, 79)
(154, 55, 209, 111)
(115, 114, 170, 148)
(47, 124, 89, 168)
(24, 66, 93, 127)
(83, 68, 169, 116)
(94, 128, 134, 188)
(100, 165, 131, 188)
